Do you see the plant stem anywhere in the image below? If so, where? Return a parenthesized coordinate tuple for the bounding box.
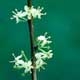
(27, 0, 37, 80)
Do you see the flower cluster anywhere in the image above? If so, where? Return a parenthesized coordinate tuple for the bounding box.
(35, 32, 53, 70)
(10, 5, 46, 23)
(37, 32, 52, 48)
(10, 50, 33, 73)
(10, 33, 53, 74)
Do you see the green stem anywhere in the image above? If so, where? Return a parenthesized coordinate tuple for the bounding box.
(38, 48, 46, 53)
(21, 50, 28, 61)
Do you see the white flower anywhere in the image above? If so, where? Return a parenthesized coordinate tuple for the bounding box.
(23, 61, 33, 73)
(35, 49, 53, 60)
(24, 5, 46, 19)
(10, 49, 53, 73)
(10, 5, 46, 23)
(24, 6, 37, 19)
(46, 50, 53, 59)
(35, 52, 47, 60)
(10, 53, 33, 73)
(36, 59, 47, 70)
(35, 50, 53, 70)
(10, 9, 27, 23)
(37, 32, 52, 47)
(36, 6, 46, 19)
(10, 53, 24, 68)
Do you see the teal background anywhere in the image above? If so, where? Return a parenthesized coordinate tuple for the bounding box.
(0, 0, 80, 80)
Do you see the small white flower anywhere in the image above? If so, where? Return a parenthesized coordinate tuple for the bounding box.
(35, 52, 47, 60)
(35, 50, 53, 60)
(10, 53, 33, 73)
(24, 6, 36, 19)
(46, 50, 53, 59)
(23, 61, 33, 73)
(10, 9, 27, 23)
(36, 59, 47, 70)
(24, 5, 46, 19)
(37, 32, 52, 47)
(11, 6, 46, 23)
(10, 53, 24, 68)
(36, 6, 46, 19)
(24, 5, 32, 19)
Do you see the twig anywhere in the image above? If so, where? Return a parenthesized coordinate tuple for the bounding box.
(27, 0, 37, 80)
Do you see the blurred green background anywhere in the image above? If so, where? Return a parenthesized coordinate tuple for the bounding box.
(0, 0, 80, 80)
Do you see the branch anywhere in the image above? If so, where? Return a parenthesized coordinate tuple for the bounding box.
(27, 0, 37, 80)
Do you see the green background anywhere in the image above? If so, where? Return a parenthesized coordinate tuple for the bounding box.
(0, 0, 80, 80)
